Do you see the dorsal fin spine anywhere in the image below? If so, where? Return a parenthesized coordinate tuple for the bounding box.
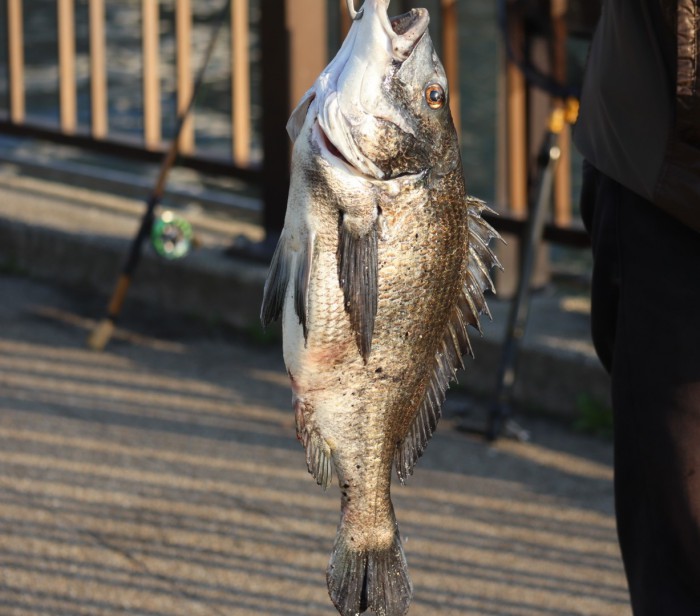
(394, 199, 500, 482)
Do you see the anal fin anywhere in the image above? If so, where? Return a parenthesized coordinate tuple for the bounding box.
(295, 396, 333, 489)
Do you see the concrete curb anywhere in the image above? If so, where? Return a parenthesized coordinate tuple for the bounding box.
(0, 172, 610, 423)
(0, 217, 268, 333)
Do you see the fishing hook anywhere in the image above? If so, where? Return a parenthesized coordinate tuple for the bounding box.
(346, 0, 364, 20)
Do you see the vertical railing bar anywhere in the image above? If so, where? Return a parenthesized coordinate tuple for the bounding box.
(506, 49, 527, 218)
(339, 0, 351, 37)
(7, 0, 25, 123)
(231, 0, 251, 166)
(142, 0, 161, 148)
(89, 0, 108, 138)
(58, 0, 77, 133)
(176, 0, 194, 154)
(551, 5, 572, 226)
(441, 0, 460, 139)
(554, 124, 572, 225)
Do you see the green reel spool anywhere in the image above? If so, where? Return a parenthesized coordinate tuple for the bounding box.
(151, 211, 193, 260)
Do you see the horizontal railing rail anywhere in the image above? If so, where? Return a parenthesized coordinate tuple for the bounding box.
(0, 0, 590, 248)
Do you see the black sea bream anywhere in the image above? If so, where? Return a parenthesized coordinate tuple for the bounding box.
(261, 1, 500, 613)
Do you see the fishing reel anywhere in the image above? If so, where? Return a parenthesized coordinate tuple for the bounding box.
(150, 210, 194, 260)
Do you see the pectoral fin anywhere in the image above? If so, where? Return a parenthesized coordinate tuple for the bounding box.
(261, 231, 316, 342)
(337, 213, 379, 362)
(287, 90, 316, 142)
(294, 233, 315, 339)
(260, 231, 291, 327)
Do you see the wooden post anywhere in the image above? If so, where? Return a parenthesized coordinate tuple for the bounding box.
(506, 69, 527, 217)
(89, 0, 108, 138)
(554, 120, 572, 226)
(260, 0, 290, 236)
(441, 0, 460, 139)
(495, 10, 528, 298)
(551, 0, 572, 226)
(231, 0, 251, 166)
(286, 0, 327, 108)
(8, 0, 25, 123)
(142, 0, 161, 149)
(176, 0, 194, 154)
(340, 0, 351, 38)
(58, 0, 77, 134)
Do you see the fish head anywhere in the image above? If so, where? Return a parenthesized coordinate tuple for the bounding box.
(288, 0, 460, 182)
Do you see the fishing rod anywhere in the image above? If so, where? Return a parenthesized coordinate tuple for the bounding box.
(87, 0, 232, 351)
(478, 1, 587, 440)
(485, 99, 579, 442)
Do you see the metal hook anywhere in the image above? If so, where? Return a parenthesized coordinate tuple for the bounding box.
(346, 0, 364, 20)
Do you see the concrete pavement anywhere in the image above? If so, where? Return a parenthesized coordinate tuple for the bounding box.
(0, 275, 629, 615)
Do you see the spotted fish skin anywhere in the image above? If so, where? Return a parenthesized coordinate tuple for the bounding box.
(261, 2, 500, 614)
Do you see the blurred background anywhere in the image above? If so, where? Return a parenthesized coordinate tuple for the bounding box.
(0, 0, 592, 251)
(0, 2, 632, 615)
(0, 0, 608, 412)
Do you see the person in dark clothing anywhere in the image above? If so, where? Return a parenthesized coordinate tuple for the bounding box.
(574, 1, 700, 614)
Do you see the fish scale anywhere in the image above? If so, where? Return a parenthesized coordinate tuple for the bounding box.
(261, 1, 500, 614)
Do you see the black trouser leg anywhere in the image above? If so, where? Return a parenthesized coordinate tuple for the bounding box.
(581, 162, 700, 615)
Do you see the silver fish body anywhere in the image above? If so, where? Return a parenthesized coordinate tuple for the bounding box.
(261, 2, 500, 614)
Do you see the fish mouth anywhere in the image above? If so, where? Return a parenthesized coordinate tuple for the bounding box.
(390, 10, 422, 35)
(380, 6, 430, 60)
(389, 8, 429, 43)
(311, 2, 432, 180)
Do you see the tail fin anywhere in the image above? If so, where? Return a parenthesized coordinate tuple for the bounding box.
(327, 528, 412, 616)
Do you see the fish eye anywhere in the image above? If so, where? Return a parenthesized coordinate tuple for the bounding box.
(425, 84, 445, 110)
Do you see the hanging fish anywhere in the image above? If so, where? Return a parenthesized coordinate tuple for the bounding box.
(261, 1, 500, 613)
